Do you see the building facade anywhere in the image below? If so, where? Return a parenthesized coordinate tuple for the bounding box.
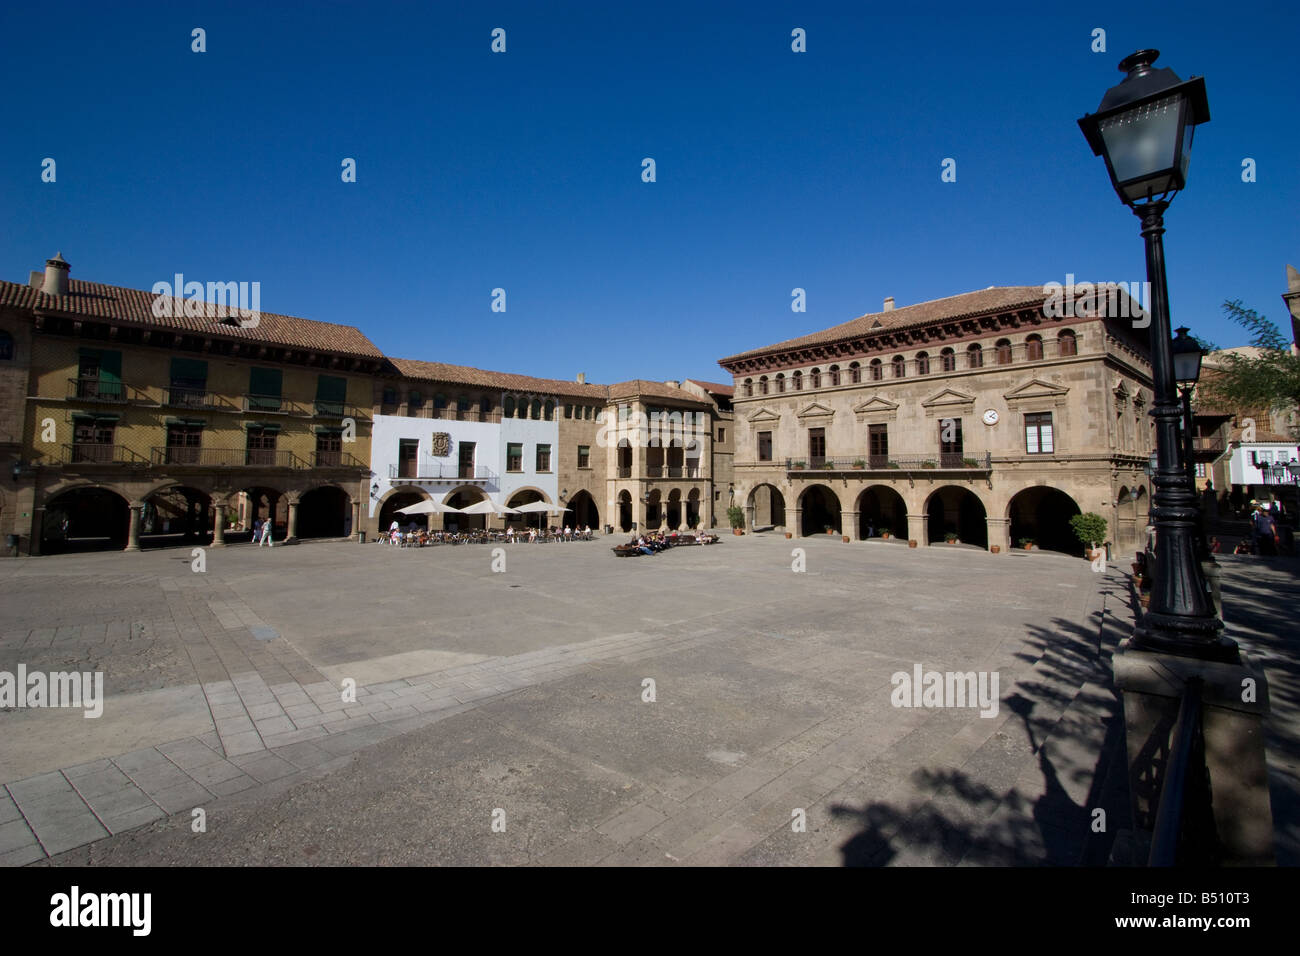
(1, 255, 382, 554)
(718, 286, 1156, 555)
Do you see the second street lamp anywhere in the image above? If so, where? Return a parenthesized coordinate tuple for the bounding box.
(1078, 50, 1236, 662)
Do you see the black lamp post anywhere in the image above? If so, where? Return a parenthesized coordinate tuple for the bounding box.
(1078, 50, 1236, 662)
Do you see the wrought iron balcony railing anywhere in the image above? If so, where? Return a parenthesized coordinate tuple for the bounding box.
(779, 452, 993, 472)
(61, 443, 149, 465)
(150, 446, 305, 468)
(66, 378, 151, 404)
(311, 451, 366, 468)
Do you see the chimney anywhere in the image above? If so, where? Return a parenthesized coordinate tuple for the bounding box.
(43, 252, 70, 297)
(883, 296, 895, 311)
(664, 380, 679, 389)
(576, 372, 586, 384)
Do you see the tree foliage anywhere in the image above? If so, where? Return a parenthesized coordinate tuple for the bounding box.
(1198, 300, 1300, 424)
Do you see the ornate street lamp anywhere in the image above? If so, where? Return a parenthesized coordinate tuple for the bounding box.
(1079, 50, 1235, 662)
(1172, 327, 1204, 489)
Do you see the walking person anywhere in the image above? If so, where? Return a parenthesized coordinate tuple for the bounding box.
(259, 516, 273, 547)
(253, 517, 263, 546)
(1252, 505, 1277, 557)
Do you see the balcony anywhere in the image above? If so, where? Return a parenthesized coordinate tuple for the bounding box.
(780, 452, 993, 474)
(312, 401, 371, 422)
(163, 387, 234, 411)
(150, 447, 305, 468)
(388, 462, 498, 483)
(311, 450, 366, 468)
(1192, 435, 1226, 458)
(66, 378, 151, 404)
(243, 394, 310, 416)
(61, 443, 150, 466)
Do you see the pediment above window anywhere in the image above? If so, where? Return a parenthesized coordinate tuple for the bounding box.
(1006, 378, 1070, 408)
(796, 402, 835, 421)
(921, 388, 976, 417)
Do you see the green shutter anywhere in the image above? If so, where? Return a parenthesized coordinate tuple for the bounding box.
(315, 375, 347, 402)
(249, 367, 282, 397)
(170, 358, 208, 385)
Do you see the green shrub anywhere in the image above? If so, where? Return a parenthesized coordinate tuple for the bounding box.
(1069, 512, 1108, 548)
(726, 505, 746, 529)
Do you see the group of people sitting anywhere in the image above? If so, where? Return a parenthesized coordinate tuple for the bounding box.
(617, 528, 719, 555)
(380, 521, 595, 547)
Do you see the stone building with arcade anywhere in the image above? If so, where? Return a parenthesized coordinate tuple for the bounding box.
(717, 285, 1156, 556)
(2, 255, 381, 554)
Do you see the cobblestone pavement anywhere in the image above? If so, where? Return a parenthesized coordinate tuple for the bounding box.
(1, 536, 1291, 865)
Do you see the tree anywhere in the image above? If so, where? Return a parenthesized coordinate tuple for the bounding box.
(1198, 299, 1300, 435)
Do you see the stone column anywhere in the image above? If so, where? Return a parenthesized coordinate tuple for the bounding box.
(286, 500, 299, 544)
(352, 500, 362, 541)
(792, 507, 803, 538)
(125, 501, 143, 552)
(985, 516, 1011, 554)
(1113, 639, 1275, 864)
(906, 512, 928, 547)
(844, 510, 860, 541)
(212, 503, 227, 547)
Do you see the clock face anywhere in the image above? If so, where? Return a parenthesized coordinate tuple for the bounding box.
(982, 409, 999, 426)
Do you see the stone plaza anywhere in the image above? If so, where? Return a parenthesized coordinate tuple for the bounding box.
(1, 534, 1295, 866)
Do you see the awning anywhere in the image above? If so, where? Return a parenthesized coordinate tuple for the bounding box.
(71, 412, 120, 422)
(241, 422, 282, 433)
(313, 425, 346, 435)
(165, 417, 208, 427)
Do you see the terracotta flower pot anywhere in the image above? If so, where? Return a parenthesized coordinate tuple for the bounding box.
(908, 540, 918, 548)
(784, 532, 792, 539)
(990, 545, 1000, 554)
(732, 528, 743, 536)
(842, 535, 850, 543)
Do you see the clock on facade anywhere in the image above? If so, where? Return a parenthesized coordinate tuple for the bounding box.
(982, 409, 999, 426)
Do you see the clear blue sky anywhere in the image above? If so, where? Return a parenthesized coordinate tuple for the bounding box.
(3, 1, 1296, 385)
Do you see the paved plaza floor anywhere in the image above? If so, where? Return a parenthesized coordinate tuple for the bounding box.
(0, 533, 1294, 866)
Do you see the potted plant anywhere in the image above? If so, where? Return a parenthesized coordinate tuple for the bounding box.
(824, 524, 835, 535)
(1069, 512, 1109, 561)
(881, 530, 891, 539)
(921, 460, 937, 469)
(852, 459, 866, 469)
(962, 457, 979, 468)
(886, 462, 900, 469)
(791, 460, 806, 470)
(727, 505, 745, 536)
(1019, 537, 1036, 551)
(944, 532, 959, 543)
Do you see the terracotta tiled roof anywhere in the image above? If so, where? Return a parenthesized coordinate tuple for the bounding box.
(719, 285, 1064, 364)
(0, 276, 384, 359)
(1230, 426, 1297, 444)
(606, 379, 711, 404)
(387, 358, 610, 400)
(685, 378, 735, 397)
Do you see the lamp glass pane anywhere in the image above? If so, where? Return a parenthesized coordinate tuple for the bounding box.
(1173, 347, 1200, 384)
(1098, 93, 1186, 196)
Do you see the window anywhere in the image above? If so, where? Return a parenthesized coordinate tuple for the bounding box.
(536, 443, 551, 472)
(1058, 329, 1077, 356)
(792, 371, 803, 391)
(808, 427, 826, 466)
(315, 374, 347, 416)
(248, 367, 282, 412)
(507, 443, 523, 472)
(717, 427, 726, 443)
(409, 389, 424, 412)
(503, 396, 515, 418)
(382, 387, 397, 407)
(246, 426, 279, 466)
(939, 417, 963, 462)
(869, 423, 888, 466)
(480, 395, 491, 416)
(744, 378, 753, 397)
(1195, 462, 1207, 478)
(577, 445, 590, 469)
(315, 429, 342, 466)
(758, 430, 773, 462)
(165, 424, 202, 464)
(71, 418, 116, 462)
(916, 352, 930, 375)
(169, 358, 208, 407)
(77, 348, 124, 401)
(434, 393, 448, 409)
(544, 400, 554, 420)
(531, 399, 542, 420)
(1025, 412, 1054, 454)
(565, 404, 573, 419)
(1025, 335, 1043, 361)
(892, 355, 905, 378)
(829, 366, 840, 387)
(776, 374, 785, 393)
(456, 395, 470, 412)
(870, 359, 883, 381)
(849, 363, 861, 384)
(0, 330, 12, 360)
(760, 377, 769, 395)
(940, 348, 955, 372)
(398, 438, 418, 478)
(995, 339, 1013, 365)
(967, 344, 983, 369)
(810, 368, 821, 389)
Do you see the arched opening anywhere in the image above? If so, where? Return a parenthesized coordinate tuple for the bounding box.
(445, 486, 489, 531)
(857, 485, 907, 539)
(747, 483, 786, 530)
(379, 489, 430, 533)
(925, 486, 988, 547)
(870, 359, 883, 381)
(1026, 334, 1044, 361)
(241, 486, 286, 540)
(667, 490, 682, 530)
(916, 351, 930, 375)
(686, 489, 701, 529)
(141, 485, 211, 548)
(1008, 486, 1082, 555)
(940, 347, 956, 372)
(41, 487, 130, 553)
(967, 344, 983, 369)
(1058, 329, 1077, 356)
(800, 484, 841, 536)
(298, 486, 350, 539)
(507, 488, 549, 530)
(567, 490, 599, 529)
(646, 489, 663, 528)
(618, 490, 633, 532)
(995, 339, 1013, 365)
